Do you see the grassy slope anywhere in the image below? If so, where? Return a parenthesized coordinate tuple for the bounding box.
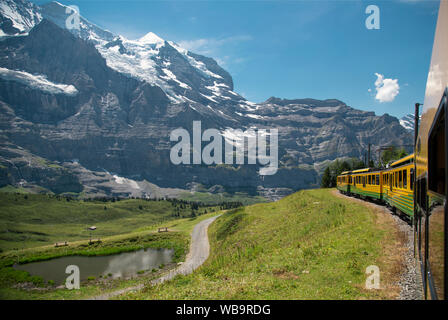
(0, 193, 217, 251)
(122, 188, 401, 300)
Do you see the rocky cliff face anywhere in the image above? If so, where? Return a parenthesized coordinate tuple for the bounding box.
(0, 1, 413, 199)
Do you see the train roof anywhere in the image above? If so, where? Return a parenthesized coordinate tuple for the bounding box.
(351, 168, 370, 173)
(390, 153, 414, 168)
(340, 171, 351, 175)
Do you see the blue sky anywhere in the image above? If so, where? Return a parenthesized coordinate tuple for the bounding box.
(32, 0, 440, 118)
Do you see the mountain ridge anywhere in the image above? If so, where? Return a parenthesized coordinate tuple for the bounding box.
(0, 0, 413, 200)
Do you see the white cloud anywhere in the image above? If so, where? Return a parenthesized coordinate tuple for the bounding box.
(374, 73, 400, 103)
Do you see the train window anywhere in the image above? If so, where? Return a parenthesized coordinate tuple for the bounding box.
(403, 170, 407, 189)
(368, 175, 371, 185)
(376, 175, 379, 185)
(390, 173, 393, 190)
(428, 91, 446, 196)
(395, 172, 398, 188)
(410, 168, 414, 191)
(363, 176, 366, 187)
(399, 171, 402, 188)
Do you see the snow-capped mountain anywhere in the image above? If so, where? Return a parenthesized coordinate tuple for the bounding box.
(0, 0, 41, 36)
(399, 114, 416, 131)
(0, 0, 413, 198)
(0, 0, 249, 112)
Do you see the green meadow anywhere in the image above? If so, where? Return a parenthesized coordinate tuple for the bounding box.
(0, 192, 218, 251)
(121, 189, 401, 300)
(0, 188, 403, 300)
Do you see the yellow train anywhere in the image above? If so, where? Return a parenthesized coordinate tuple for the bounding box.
(337, 1, 447, 300)
(339, 151, 441, 220)
(337, 155, 414, 217)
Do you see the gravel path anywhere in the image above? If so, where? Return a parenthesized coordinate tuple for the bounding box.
(332, 190, 422, 300)
(90, 215, 220, 300)
(391, 214, 423, 300)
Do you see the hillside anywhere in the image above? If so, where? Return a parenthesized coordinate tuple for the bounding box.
(0, 192, 220, 251)
(120, 189, 406, 300)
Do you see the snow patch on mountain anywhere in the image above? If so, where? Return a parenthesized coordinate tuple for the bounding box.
(0, 67, 78, 95)
(113, 174, 141, 190)
(1, 0, 251, 107)
(0, 0, 42, 35)
(399, 114, 416, 131)
(138, 31, 164, 45)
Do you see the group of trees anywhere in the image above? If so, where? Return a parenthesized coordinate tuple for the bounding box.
(380, 147, 408, 166)
(321, 158, 365, 188)
(320, 147, 409, 188)
(171, 200, 243, 218)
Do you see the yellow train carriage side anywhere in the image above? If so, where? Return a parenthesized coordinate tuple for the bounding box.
(350, 168, 383, 200)
(414, 0, 447, 300)
(336, 171, 351, 194)
(383, 154, 414, 218)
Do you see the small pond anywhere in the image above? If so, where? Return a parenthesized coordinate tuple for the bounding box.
(14, 248, 174, 285)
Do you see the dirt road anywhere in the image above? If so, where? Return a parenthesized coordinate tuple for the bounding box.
(90, 215, 220, 300)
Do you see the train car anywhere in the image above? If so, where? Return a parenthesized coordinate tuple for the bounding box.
(336, 171, 351, 194)
(350, 168, 383, 200)
(413, 0, 448, 300)
(335, 1, 447, 299)
(382, 154, 414, 219)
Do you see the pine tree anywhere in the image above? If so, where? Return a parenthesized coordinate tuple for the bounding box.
(321, 167, 332, 188)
